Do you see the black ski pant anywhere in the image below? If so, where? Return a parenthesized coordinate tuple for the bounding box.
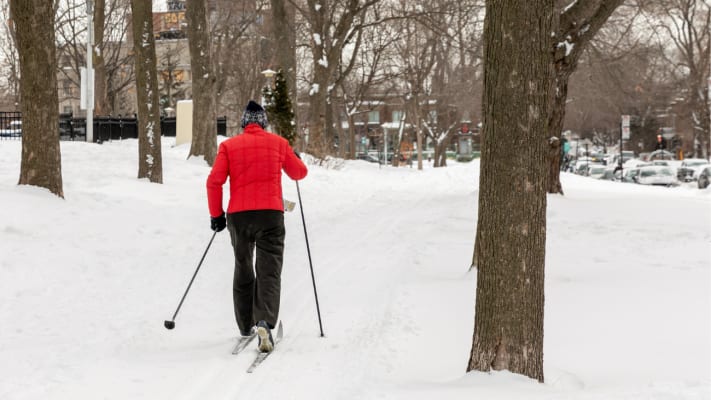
(226, 210, 285, 333)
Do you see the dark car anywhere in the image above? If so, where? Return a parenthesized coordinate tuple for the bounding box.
(698, 166, 711, 189)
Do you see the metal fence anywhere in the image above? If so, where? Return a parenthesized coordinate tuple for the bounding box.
(1, 112, 227, 142)
(0, 111, 22, 140)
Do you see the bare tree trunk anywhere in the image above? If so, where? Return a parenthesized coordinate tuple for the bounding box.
(433, 141, 442, 167)
(270, 0, 297, 133)
(186, 0, 217, 166)
(334, 101, 346, 159)
(12, 0, 63, 198)
(416, 113, 423, 170)
(548, 136, 563, 194)
(547, 76, 569, 194)
(467, 0, 554, 382)
(93, 0, 110, 116)
(348, 113, 356, 159)
(301, 0, 373, 159)
(547, 0, 624, 193)
(0, 5, 21, 108)
(130, 0, 162, 183)
(438, 140, 447, 167)
(307, 67, 328, 158)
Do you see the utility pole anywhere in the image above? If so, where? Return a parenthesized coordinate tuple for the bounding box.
(86, 0, 94, 142)
(620, 115, 630, 178)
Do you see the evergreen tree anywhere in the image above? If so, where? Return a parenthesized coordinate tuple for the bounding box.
(263, 70, 297, 146)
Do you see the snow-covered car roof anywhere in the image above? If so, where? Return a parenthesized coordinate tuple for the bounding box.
(681, 158, 709, 166)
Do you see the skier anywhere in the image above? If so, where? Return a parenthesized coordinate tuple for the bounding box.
(206, 100, 308, 352)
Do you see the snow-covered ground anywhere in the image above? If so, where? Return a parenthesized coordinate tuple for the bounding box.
(0, 138, 709, 400)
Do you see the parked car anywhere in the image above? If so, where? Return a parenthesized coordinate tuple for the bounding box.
(587, 164, 607, 179)
(600, 167, 618, 181)
(573, 158, 597, 175)
(623, 167, 641, 183)
(637, 166, 678, 187)
(0, 120, 22, 137)
(677, 158, 710, 182)
(589, 152, 606, 164)
(356, 153, 380, 163)
(698, 165, 711, 189)
(609, 151, 636, 166)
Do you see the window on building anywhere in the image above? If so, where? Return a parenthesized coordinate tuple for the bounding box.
(63, 105, 73, 114)
(61, 81, 73, 97)
(392, 110, 404, 122)
(368, 111, 380, 124)
(167, 0, 186, 11)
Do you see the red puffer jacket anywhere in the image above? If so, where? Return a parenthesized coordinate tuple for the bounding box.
(206, 124, 308, 217)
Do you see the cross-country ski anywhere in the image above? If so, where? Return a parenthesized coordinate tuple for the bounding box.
(247, 322, 284, 373)
(231, 332, 257, 355)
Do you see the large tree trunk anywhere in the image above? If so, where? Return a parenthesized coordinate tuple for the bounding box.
(546, 0, 623, 193)
(12, 0, 63, 198)
(334, 101, 347, 159)
(186, 0, 217, 166)
(270, 0, 298, 139)
(348, 113, 356, 159)
(547, 76, 570, 194)
(130, 0, 162, 183)
(416, 113, 423, 170)
(307, 65, 329, 158)
(467, 0, 554, 382)
(93, 0, 110, 116)
(548, 136, 563, 194)
(437, 140, 447, 167)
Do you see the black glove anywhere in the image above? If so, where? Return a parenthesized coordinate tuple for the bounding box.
(211, 213, 226, 232)
(294, 149, 302, 159)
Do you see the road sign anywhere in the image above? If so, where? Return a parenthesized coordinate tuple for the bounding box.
(621, 115, 630, 127)
(622, 126, 630, 140)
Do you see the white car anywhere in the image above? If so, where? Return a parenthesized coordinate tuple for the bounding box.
(637, 166, 678, 187)
(677, 159, 710, 182)
(587, 164, 607, 179)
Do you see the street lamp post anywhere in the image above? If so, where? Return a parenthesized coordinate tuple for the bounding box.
(86, 0, 94, 143)
(261, 69, 276, 106)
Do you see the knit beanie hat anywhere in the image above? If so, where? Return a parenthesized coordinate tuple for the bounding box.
(241, 100, 268, 129)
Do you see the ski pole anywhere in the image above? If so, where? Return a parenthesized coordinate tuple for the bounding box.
(164, 231, 218, 330)
(296, 180, 325, 337)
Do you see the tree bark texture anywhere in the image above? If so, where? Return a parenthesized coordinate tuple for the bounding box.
(416, 114, 423, 170)
(307, 54, 329, 158)
(93, 0, 110, 116)
(270, 0, 298, 137)
(467, 0, 554, 382)
(130, 0, 163, 183)
(547, 77, 569, 194)
(548, 136, 563, 195)
(186, 0, 217, 166)
(11, 0, 63, 197)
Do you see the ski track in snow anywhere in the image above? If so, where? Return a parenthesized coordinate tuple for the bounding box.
(168, 161, 479, 399)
